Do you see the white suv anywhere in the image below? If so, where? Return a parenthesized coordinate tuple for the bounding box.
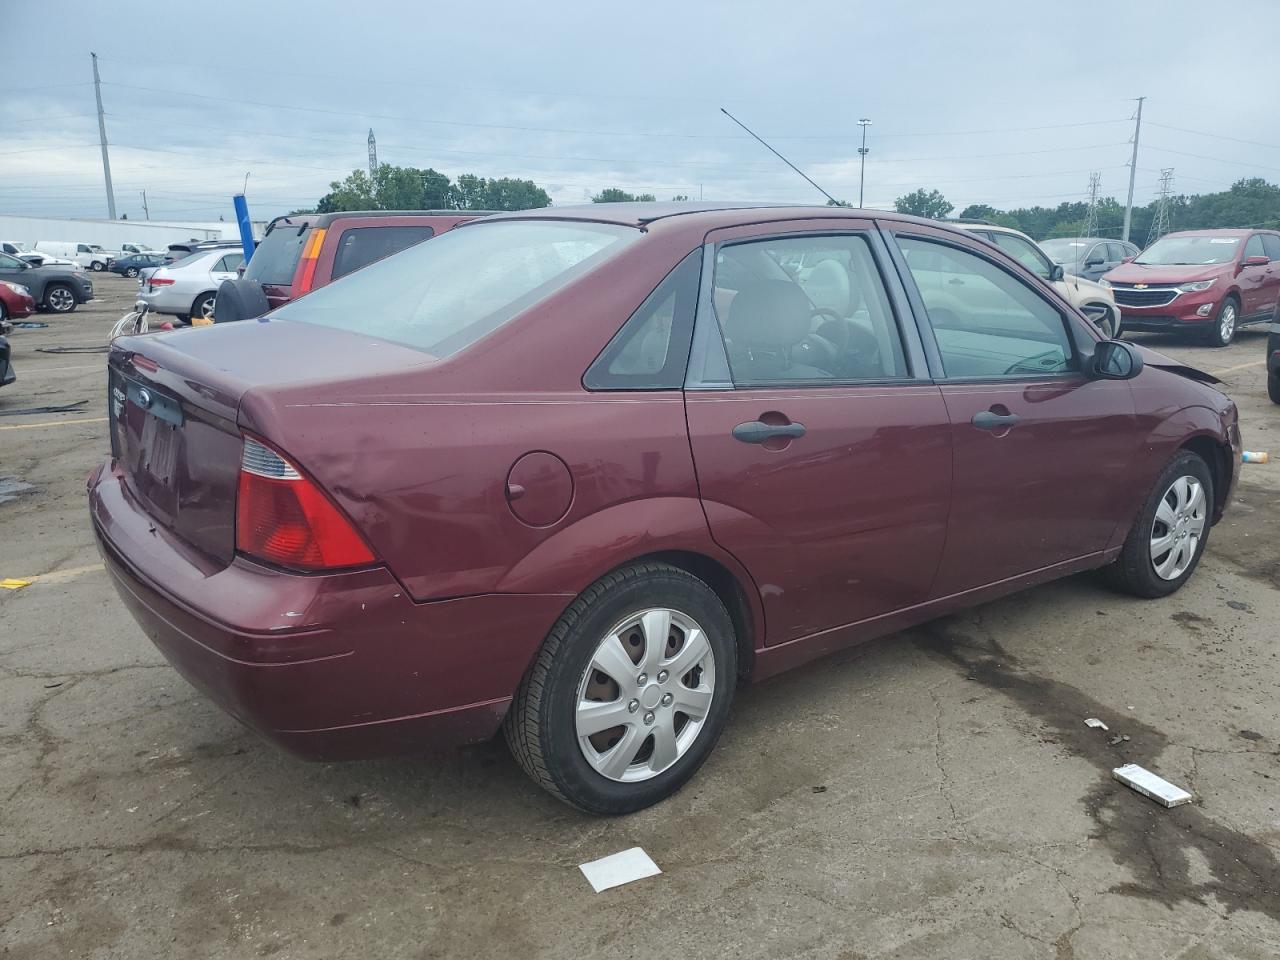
(951, 222, 1123, 338)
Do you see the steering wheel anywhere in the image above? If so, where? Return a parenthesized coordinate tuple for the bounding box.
(809, 307, 851, 354)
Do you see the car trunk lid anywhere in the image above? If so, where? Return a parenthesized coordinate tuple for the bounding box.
(107, 319, 438, 567)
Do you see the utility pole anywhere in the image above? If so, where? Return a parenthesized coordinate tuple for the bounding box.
(91, 52, 117, 220)
(1146, 168, 1174, 247)
(140, 190, 149, 221)
(1122, 96, 1145, 243)
(857, 118, 872, 208)
(368, 128, 378, 180)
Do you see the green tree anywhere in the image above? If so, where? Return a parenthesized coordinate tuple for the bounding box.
(315, 165, 551, 213)
(894, 188, 954, 219)
(958, 203, 998, 221)
(592, 188, 656, 203)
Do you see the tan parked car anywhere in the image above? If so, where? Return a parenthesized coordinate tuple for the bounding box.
(951, 222, 1123, 338)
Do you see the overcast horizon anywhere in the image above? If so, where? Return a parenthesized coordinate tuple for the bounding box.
(3, 0, 1279, 225)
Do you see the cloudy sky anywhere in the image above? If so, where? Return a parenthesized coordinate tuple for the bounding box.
(3, 0, 1279, 224)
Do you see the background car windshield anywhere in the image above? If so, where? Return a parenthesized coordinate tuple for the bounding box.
(1136, 236, 1241, 265)
(273, 220, 637, 357)
(1040, 238, 1089, 264)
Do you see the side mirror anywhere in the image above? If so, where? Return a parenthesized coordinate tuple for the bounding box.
(1085, 257, 1105, 267)
(1242, 255, 1270, 268)
(1091, 340, 1143, 380)
(1049, 263, 1065, 282)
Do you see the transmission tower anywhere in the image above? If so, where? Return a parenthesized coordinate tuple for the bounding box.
(368, 128, 378, 180)
(1081, 171, 1101, 239)
(1146, 168, 1174, 247)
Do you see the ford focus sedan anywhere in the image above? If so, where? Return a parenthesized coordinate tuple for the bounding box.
(89, 203, 1241, 814)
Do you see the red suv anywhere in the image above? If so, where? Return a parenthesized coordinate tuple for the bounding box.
(1104, 228, 1280, 346)
(213, 210, 490, 322)
(90, 204, 1241, 814)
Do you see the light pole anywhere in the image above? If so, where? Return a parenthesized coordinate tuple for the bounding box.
(857, 118, 871, 208)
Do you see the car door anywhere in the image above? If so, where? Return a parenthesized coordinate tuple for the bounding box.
(0, 252, 32, 291)
(683, 221, 952, 646)
(888, 225, 1138, 596)
(210, 253, 243, 286)
(1259, 234, 1280, 318)
(1237, 235, 1272, 317)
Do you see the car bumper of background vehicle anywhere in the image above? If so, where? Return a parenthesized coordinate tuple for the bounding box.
(1117, 292, 1218, 330)
(88, 458, 571, 761)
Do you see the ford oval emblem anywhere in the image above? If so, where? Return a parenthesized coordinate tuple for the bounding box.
(137, 387, 152, 408)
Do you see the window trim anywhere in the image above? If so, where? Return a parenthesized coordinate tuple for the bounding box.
(684, 227, 932, 391)
(882, 226, 1093, 384)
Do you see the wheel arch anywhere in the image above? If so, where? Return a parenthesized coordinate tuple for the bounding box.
(190, 289, 217, 314)
(1180, 432, 1232, 521)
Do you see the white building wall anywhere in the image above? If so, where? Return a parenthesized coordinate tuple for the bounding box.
(0, 215, 267, 250)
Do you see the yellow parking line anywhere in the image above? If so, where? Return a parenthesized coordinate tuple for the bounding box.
(1209, 359, 1266, 376)
(0, 417, 108, 432)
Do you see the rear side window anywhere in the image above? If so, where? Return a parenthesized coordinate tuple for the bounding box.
(273, 221, 638, 358)
(215, 253, 245, 272)
(897, 236, 1077, 379)
(584, 250, 701, 390)
(244, 222, 309, 285)
(332, 225, 435, 280)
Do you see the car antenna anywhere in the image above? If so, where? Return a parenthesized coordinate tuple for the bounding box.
(719, 107, 842, 206)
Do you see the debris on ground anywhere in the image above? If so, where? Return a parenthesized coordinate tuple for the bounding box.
(579, 847, 662, 892)
(1227, 600, 1250, 611)
(1241, 451, 1269, 463)
(812, 785, 828, 793)
(1109, 735, 1131, 746)
(1239, 730, 1264, 741)
(1085, 718, 1109, 730)
(1113, 763, 1193, 808)
(1, 578, 34, 590)
(0, 477, 35, 505)
(11, 321, 49, 329)
(0, 399, 88, 417)
(35, 346, 109, 355)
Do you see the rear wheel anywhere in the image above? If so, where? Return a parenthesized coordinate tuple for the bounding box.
(1103, 450, 1213, 598)
(504, 562, 737, 814)
(44, 284, 76, 313)
(191, 292, 216, 322)
(125, 267, 139, 278)
(1204, 297, 1238, 347)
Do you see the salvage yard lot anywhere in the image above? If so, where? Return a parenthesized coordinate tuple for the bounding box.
(2, 274, 1279, 958)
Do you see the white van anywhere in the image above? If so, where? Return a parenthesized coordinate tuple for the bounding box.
(121, 243, 161, 255)
(34, 241, 113, 272)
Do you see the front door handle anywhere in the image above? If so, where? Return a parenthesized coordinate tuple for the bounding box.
(732, 420, 806, 444)
(971, 410, 1020, 431)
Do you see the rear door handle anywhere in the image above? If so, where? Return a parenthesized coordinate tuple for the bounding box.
(971, 410, 1020, 431)
(732, 420, 806, 444)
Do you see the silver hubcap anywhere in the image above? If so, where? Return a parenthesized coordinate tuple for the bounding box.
(48, 288, 73, 311)
(199, 297, 216, 319)
(575, 608, 716, 783)
(1219, 304, 1236, 342)
(1150, 475, 1206, 580)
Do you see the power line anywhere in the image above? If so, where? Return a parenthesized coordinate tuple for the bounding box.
(1146, 122, 1280, 152)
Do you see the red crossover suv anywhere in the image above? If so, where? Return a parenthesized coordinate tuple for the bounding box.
(89, 204, 1241, 814)
(1104, 228, 1280, 346)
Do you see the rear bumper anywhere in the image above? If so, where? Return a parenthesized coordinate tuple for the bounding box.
(89, 458, 569, 760)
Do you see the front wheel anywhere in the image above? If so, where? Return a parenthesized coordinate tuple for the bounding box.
(505, 562, 737, 814)
(1204, 297, 1238, 347)
(1103, 450, 1213, 598)
(90, 260, 105, 272)
(1268, 372, 1280, 404)
(44, 284, 77, 313)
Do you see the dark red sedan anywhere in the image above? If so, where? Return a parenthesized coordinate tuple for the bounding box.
(89, 203, 1241, 814)
(1, 276, 36, 324)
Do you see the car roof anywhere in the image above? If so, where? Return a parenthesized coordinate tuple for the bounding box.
(475, 201, 958, 231)
(266, 210, 498, 232)
(1161, 228, 1263, 238)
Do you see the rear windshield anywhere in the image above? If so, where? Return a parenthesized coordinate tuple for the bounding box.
(1136, 235, 1241, 265)
(245, 221, 310, 286)
(273, 220, 638, 358)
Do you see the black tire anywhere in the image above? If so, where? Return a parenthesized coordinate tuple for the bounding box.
(125, 267, 139, 278)
(1268, 372, 1280, 405)
(90, 260, 105, 272)
(504, 562, 737, 815)
(1103, 450, 1214, 598)
(1203, 296, 1239, 347)
(190, 292, 216, 322)
(43, 283, 77, 314)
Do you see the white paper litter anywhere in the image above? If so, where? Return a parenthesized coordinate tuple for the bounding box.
(579, 847, 662, 892)
(1113, 763, 1193, 808)
(1085, 718, 1109, 731)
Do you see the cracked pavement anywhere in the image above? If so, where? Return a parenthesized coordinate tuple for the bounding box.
(2, 274, 1279, 958)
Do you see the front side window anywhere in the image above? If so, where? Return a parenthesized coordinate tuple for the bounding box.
(332, 225, 435, 280)
(77, 244, 91, 253)
(274, 220, 638, 358)
(0, 252, 24, 270)
(710, 233, 908, 385)
(989, 232, 1052, 280)
(1244, 235, 1266, 260)
(897, 236, 1077, 379)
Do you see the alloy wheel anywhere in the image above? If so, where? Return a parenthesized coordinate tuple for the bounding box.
(1219, 303, 1236, 344)
(575, 607, 716, 783)
(1150, 475, 1206, 580)
(46, 287, 75, 312)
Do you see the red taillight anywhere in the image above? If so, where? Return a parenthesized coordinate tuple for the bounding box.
(235, 437, 374, 571)
(294, 227, 327, 294)
(149, 276, 175, 286)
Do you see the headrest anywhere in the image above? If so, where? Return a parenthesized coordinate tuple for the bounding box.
(725, 279, 811, 350)
(801, 258, 851, 315)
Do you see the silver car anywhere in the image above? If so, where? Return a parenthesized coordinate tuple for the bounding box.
(137, 248, 244, 321)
